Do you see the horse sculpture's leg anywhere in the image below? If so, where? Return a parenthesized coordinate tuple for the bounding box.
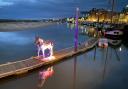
(37, 45, 40, 57)
(38, 50, 40, 57)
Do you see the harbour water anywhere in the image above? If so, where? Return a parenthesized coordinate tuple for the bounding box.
(0, 23, 128, 89)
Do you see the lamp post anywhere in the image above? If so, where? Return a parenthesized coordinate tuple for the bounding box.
(74, 7, 79, 52)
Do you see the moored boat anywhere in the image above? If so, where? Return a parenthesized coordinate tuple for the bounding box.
(104, 30, 123, 39)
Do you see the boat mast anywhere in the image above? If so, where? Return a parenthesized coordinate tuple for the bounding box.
(110, 0, 115, 24)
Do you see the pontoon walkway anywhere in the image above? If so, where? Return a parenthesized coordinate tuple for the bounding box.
(0, 38, 98, 79)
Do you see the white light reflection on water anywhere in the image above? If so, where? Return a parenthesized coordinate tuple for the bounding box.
(0, 32, 32, 45)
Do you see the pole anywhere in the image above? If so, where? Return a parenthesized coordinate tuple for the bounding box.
(110, 0, 115, 24)
(74, 8, 79, 51)
(73, 57, 77, 89)
(97, 10, 100, 23)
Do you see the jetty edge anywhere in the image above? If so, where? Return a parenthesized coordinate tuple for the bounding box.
(0, 38, 98, 79)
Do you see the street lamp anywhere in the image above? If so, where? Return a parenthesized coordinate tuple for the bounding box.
(74, 7, 79, 52)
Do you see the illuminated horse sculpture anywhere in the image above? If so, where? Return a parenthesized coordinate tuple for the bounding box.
(35, 36, 54, 60)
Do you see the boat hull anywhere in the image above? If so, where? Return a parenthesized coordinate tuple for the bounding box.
(104, 30, 123, 39)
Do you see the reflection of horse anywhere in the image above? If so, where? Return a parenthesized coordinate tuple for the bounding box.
(39, 67, 54, 80)
(38, 67, 54, 88)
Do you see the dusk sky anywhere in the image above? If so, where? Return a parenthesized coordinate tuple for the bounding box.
(0, 0, 128, 19)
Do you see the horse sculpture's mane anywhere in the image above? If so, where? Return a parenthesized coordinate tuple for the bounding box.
(35, 37, 53, 46)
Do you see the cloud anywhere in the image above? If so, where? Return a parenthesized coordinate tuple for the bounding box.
(0, 0, 14, 7)
(0, 0, 128, 19)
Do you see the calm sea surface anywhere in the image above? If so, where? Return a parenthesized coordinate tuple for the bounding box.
(0, 23, 128, 89)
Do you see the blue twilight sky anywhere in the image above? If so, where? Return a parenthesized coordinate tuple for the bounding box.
(0, 0, 128, 19)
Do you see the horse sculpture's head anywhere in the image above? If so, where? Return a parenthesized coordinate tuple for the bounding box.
(35, 36, 40, 45)
(35, 36, 44, 46)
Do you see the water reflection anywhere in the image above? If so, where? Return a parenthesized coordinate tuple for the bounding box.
(93, 46, 97, 61)
(73, 56, 77, 89)
(108, 38, 122, 48)
(38, 66, 54, 89)
(0, 32, 31, 45)
(122, 35, 128, 48)
(91, 43, 124, 81)
(67, 23, 98, 37)
(67, 23, 75, 30)
(102, 48, 109, 80)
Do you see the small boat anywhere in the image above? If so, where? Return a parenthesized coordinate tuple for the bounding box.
(104, 30, 123, 39)
(98, 38, 108, 48)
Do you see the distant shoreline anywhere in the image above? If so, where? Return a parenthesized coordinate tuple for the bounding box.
(0, 22, 57, 32)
